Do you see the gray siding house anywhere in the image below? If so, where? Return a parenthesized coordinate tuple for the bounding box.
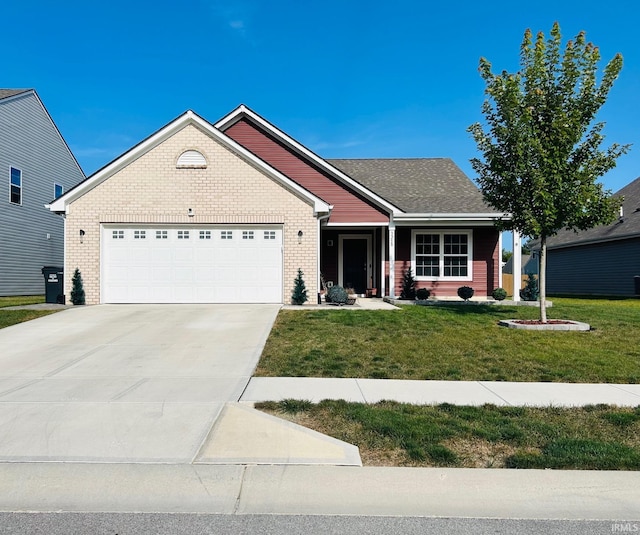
(543, 177, 640, 297)
(0, 89, 85, 295)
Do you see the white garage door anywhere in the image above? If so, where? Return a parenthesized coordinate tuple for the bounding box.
(102, 226, 283, 303)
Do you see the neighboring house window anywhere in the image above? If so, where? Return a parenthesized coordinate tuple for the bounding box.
(412, 230, 472, 281)
(10, 167, 22, 205)
(54, 183, 64, 199)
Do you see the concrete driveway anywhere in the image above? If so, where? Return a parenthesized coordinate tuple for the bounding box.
(0, 304, 280, 463)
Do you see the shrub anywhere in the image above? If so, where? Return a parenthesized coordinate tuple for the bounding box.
(326, 285, 348, 305)
(457, 286, 474, 301)
(291, 268, 308, 305)
(416, 288, 431, 300)
(70, 268, 85, 305)
(520, 274, 539, 301)
(400, 268, 417, 299)
(492, 287, 507, 301)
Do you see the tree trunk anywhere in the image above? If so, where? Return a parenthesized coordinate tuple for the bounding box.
(539, 236, 547, 323)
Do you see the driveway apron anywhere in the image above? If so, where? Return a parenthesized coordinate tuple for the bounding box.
(0, 304, 279, 463)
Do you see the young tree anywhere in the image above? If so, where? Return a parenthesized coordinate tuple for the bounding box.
(468, 23, 629, 322)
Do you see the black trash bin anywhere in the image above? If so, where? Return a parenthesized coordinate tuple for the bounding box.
(41, 266, 65, 304)
(635, 275, 640, 296)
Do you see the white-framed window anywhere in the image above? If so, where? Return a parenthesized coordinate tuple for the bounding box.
(156, 230, 168, 240)
(199, 230, 211, 240)
(264, 230, 276, 240)
(221, 230, 233, 240)
(177, 230, 190, 239)
(412, 230, 473, 281)
(10, 167, 22, 205)
(54, 183, 63, 199)
(112, 230, 125, 239)
(134, 230, 146, 239)
(242, 230, 254, 240)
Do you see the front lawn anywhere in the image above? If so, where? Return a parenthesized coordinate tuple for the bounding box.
(256, 298, 640, 383)
(257, 400, 640, 470)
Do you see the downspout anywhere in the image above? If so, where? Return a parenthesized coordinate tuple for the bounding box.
(317, 212, 331, 303)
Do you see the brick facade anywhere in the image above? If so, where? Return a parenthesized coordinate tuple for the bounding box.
(64, 124, 319, 304)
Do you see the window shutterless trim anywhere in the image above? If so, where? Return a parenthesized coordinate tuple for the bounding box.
(9, 166, 22, 205)
(411, 229, 473, 282)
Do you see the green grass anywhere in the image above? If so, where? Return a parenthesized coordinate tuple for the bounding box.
(0, 295, 56, 329)
(0, 295, 45, 308)
(257, 400, 640, 469)
(256, 298, 640, 383)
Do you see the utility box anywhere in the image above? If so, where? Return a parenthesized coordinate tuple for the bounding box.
(41, 266, 65, 304)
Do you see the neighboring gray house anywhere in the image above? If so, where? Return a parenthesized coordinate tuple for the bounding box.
(541, 177, 640, 297)
(0, 89, 85, 296)
(503, 254, 538, 275)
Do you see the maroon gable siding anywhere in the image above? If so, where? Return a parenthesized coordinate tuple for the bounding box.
(224, 119, 389, 224)
(394, 227, 499, 297)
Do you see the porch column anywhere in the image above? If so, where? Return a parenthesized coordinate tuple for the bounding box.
(388, 221, 396, 298)
(512, 230, 521, 302)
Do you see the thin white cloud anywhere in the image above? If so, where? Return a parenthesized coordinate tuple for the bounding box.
(204, 0, 253, 40)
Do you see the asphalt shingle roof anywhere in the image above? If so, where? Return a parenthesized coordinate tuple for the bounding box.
(0, 89, 30, 100)
(327, 158, 494, 214)
(545, 177, 640, 249)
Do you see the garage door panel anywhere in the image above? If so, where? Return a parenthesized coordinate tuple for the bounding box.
(103, 226, 283, 304)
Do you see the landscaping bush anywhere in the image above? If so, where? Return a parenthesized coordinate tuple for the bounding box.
(70, 268, 85, 305)
(326, 285, 349, 305)
(416, 288, 431, 300)
(400, 268, 417, 300)
(492, 287, 507, 301)
(520, 274, 539, 301)
(291, 268, 308, 305)
(457, 286, 474, 301)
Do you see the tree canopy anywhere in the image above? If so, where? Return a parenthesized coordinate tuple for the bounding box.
(468, 23, 629, 321)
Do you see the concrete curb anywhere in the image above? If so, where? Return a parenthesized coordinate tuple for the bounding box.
(1, 463, 638, 519)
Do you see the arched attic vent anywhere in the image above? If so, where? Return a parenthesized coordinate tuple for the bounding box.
(176, 150, 207, 169)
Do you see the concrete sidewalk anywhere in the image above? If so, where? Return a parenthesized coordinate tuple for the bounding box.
(242, 377, 640, 407)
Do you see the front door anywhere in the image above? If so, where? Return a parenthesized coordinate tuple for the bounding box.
(342, 238, 368, 293)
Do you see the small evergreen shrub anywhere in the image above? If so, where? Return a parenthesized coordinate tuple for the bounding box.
(326, 285, 348, 305)
(400, 268, 417, 300)
(70, 268, 86, 305)
(416, 288, 431, 300)
(492, 287, 507, 301)
(291, 268, 308, 305)
(520, 274, 539, 301)
(457, 285, 474, 301)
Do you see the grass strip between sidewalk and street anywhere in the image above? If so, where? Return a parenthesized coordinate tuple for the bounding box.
(256, 400, 640, 470)
(256, 298, 640, 383)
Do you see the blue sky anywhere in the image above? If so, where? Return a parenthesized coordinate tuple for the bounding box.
(5, 0, 639, 200)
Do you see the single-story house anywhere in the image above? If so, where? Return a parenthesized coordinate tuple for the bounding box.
(49, 105, 505, 304)
(0, 89, 85, 295)
(541, 176, 640, 296)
